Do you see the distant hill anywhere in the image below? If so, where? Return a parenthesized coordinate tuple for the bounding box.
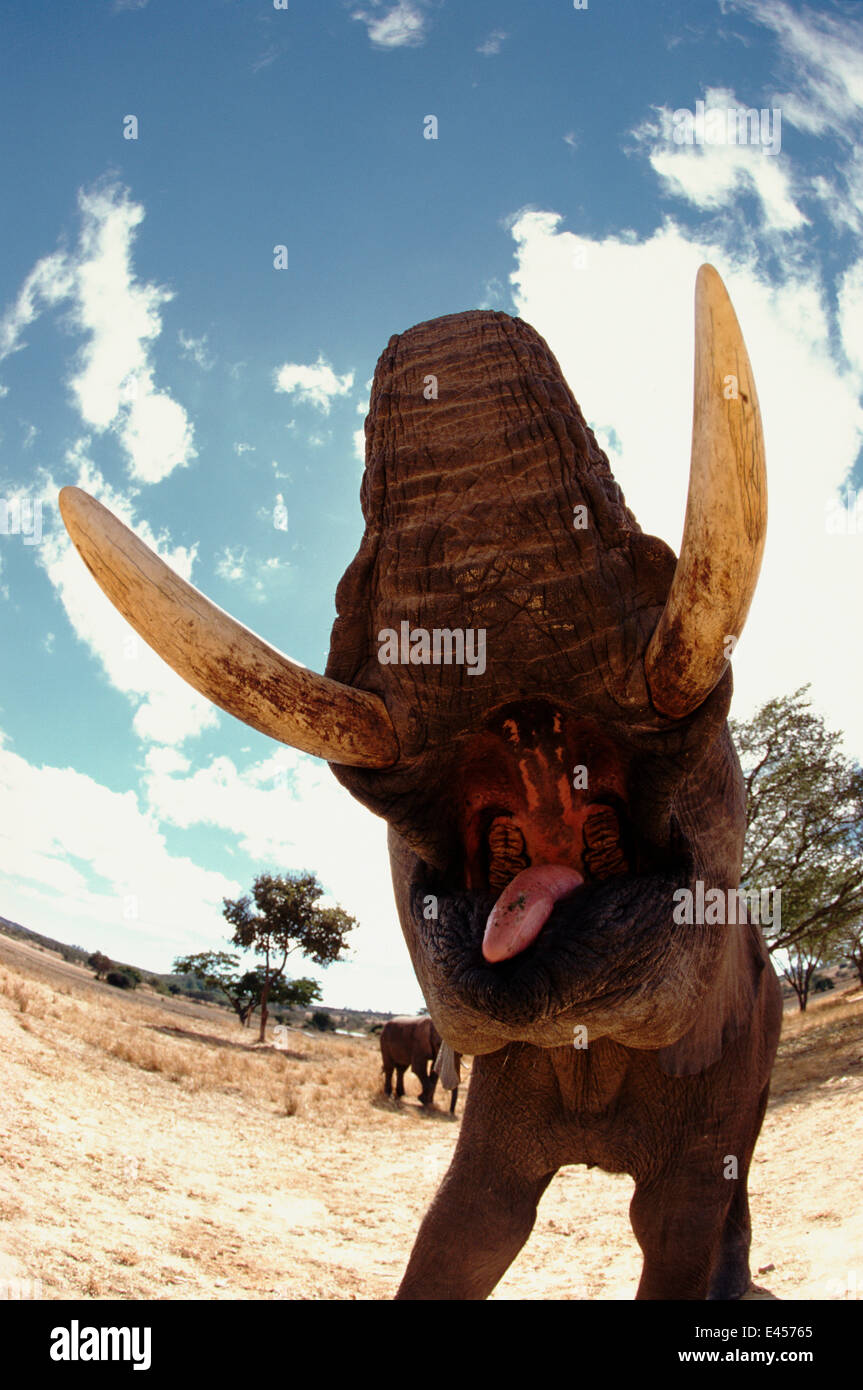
(0, 913, 398, 1031)
(0, 914, 93, 964)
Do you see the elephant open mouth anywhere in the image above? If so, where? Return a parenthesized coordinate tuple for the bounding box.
(408, 849, 717, 1053)
(393, 693, 722, 1055)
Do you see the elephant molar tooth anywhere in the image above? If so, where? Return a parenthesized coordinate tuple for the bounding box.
(486, 816, 530, 891)
(582, 804, 628, 880)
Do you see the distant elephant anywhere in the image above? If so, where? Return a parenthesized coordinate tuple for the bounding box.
(380, 1016, 460, 1113)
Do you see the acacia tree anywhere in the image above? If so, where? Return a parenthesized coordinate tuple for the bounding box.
(222, 872, 357, 1042)
(780, 928, 840, 1012)
(731, 687, 863, 1007)
(172, 950, 321, 1027)
(87, 950, 112, 981)
(838, 920, 863, 988)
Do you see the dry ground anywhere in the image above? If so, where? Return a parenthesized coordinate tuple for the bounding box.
(0, 932, 860, 1300)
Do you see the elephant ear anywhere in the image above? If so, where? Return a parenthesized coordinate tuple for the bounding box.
(656, 920, 770, 1077)
(435, 1041, 461, 1090)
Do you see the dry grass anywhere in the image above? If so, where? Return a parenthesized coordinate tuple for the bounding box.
(0, 936, 860, 1301)
(2, 957, 857, 1121)
(0, 957, 391, 1132)
(771, 988, 863, 1101)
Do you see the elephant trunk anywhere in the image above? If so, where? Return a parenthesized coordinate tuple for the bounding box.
(327, 311, 664, 752)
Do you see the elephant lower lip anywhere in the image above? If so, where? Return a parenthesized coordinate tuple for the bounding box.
(414, 867, 717, 1043)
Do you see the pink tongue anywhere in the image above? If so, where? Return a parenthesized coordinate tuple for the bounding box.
(482, 864, 583, 963)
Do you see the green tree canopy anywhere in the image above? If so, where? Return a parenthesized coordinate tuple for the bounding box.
(172, 951, 258, 1025)
(731, 686, 863, 1007)
(222, 872, 357, 1041)
(87, 950, 112, 980)
(172, 950, 321, 1027)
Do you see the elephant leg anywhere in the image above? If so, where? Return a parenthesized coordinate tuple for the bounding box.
(397, 1158, 554, 1299)
(423, 1069, 439, 1107)
(394, 1065, 407, 1099)
(707, 1178, 753, 1300)
(630, 1169, 733, 1299)
(383, 1064, 394, 1097)
(708, 1081, 771, 1300)
(449, 1086, 458, 1116)
(412, 1059, 431, 1104)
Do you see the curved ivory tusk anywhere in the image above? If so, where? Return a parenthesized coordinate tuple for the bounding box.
(58, 487, 399, 768)
(644, 264, 767, 719)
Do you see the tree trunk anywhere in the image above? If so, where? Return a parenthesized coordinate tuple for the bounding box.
(259, 981, 270, 1043)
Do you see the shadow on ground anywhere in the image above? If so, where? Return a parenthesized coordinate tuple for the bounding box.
(148, 1022, 309, 1063)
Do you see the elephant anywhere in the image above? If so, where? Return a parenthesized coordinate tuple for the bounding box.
(380, 1015, 460, 1113)
(58, 263, 783, 1300)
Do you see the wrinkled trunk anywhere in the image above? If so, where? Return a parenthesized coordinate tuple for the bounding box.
(328, 311, 676, 758)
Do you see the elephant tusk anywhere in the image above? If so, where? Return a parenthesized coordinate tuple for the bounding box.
(57, 486, 399, 768)
(644, 264, 767, 719)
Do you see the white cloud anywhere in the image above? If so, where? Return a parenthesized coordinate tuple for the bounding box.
(271, 492, 288, 531)
(178, 331, 214, 370)
(215, 540, 290, 602)
(721, 0, 863, 234)
(252, 45, 280, 75)
(477, 30, 507, 56)
(215, 546, 247, 582)
(631, 89, 804, 233)
(118, 373, 195, 485)
(0, 737, 240, 969)
(353, 427, 365, 462)
(0, 733, 421, 1006)
(141, 745, 419, 1007)
(507, 209, 863, 758)
(233, 441, 256, 456)
(838, 258, 863, 376)
(0, 251, 74, 367)
(351, 2, 428, 49)
(39, 445, 219, 747)
(0, 183, 195, 484)
(724, 0, 863, 137)
(478, 275, 507, 310)
(273, 353, 354, 413)
(69, 190, 161, 426)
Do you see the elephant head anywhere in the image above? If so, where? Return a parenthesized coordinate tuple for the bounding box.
(59, 265, 765, 1064)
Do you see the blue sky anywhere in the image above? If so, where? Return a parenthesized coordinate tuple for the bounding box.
(1, 0, 862, 1010)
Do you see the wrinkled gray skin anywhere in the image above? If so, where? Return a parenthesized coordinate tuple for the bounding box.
(380, 1015, 459, 1114)
(325, 310, 783, 1299)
